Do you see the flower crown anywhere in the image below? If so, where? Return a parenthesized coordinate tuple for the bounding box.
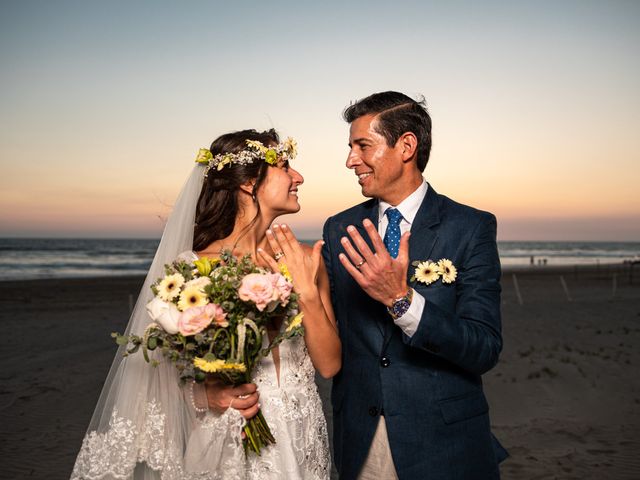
(195, 137, 297, 175)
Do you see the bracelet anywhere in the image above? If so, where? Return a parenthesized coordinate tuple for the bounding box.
(190, 381, 209, 414)
(387, 288, 414, 320)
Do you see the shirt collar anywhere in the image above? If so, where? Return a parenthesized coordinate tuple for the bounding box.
(378, 179, 428, 225)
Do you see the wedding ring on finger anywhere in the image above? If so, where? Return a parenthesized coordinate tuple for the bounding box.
(274, 251, 285, 261)
(355, 259, 366, 270)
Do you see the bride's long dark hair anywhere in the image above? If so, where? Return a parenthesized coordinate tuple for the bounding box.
(193, 129, 279, 251)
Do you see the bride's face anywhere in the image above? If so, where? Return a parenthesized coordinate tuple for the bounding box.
(256, 160, 304, 217)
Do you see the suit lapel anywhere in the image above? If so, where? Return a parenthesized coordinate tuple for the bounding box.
(353, 201, 378, 241)
(407, 184, 441, 287)
(382, 184, 442, 351)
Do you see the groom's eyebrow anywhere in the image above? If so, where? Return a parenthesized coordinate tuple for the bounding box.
(350, 137, 370, 146)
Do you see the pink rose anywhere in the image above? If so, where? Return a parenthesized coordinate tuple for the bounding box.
(178, 303, 226, 336)
(238, 273, 278, 311)
(270, 273, 293, 305)
(209, 303, 228, 328)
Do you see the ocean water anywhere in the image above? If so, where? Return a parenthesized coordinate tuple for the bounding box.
(497, 241, 640, 266)
(0, 238, 638, 281)
(0, 238, 158, 281)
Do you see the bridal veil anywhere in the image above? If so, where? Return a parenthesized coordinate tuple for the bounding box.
(72, 165, 218, 479)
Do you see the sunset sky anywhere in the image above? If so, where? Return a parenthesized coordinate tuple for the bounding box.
(1, 1, 639, 240)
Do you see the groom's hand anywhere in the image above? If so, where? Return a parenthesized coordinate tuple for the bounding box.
(339, 219, 410, 307)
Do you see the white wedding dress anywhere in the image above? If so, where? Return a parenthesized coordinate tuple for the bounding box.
(72, 319, 330, 480)
(183, 334, 331, 480)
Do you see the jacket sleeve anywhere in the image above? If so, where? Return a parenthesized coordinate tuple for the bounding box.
(321, 216, 336, 303)
(405, 213, 502, 375)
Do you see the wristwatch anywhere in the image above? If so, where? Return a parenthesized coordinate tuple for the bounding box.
(387, 288, 414, 320)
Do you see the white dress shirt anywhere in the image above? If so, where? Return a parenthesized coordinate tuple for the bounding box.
(378, 179, 428, 337)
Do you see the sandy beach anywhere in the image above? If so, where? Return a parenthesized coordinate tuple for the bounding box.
(1, 264, 639, 479)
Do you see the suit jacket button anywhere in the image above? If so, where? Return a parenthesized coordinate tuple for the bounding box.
(368, 406, 379, 417)
(380, 356, 390, 368)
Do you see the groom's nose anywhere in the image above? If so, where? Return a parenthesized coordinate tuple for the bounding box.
(346, 149, 360, 169)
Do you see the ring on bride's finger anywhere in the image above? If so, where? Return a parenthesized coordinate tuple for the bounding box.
(355, 259, 366, 270)
(274, 251, 285, 260)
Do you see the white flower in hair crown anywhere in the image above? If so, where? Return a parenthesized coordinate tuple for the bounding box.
(410, 258, 457, 285)
(195, 137, 297, 175)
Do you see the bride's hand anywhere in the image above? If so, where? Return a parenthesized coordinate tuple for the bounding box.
(258, 224, 323, 298)
(204, 379, 260, 420)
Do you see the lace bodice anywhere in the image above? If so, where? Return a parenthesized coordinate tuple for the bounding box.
(72, 335, 330, 480)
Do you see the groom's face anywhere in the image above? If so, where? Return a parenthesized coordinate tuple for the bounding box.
(346, 114, 405, 204)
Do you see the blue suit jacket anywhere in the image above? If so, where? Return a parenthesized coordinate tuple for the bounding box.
(322, 184, 508, 480)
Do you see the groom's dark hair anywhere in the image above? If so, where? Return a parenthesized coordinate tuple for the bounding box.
(343, 91, 432, 172)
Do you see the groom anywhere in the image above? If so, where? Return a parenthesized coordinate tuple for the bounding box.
(322, 91, 508, 479)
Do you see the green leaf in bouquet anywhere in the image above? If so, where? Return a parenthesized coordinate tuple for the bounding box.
(127, 344, 141, 355)
(147, 337, 158, 350)
(114, 334, 129, 346)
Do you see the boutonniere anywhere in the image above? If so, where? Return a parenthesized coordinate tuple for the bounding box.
(410, 258, 458, 285)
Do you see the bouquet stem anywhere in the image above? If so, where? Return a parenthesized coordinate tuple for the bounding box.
(243, 409, 275, 455)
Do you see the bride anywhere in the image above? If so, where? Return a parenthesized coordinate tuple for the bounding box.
(72, 129, 340, 479)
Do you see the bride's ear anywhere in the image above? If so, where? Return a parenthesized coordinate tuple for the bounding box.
(239, 180, 257, 201)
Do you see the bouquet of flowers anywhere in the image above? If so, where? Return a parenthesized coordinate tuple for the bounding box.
(113, 250, 304, 455)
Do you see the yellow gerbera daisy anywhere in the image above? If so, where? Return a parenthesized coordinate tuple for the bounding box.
(414, 261, 441, 285)
(193, 357, 247, 373)
(438, 259, 458, 284)
(157, 273, 185, 301)
(193, 357, 225, 372)
(177, 285, 209, 311)
(221, 362, 247, 372)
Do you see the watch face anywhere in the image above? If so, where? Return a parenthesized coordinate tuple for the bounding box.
(392, 298, 411, 317)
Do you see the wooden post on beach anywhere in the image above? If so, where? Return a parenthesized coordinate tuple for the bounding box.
(611, 274, 617, 299)
(512, 273, 523, 305)
(559, 275, 572, 302)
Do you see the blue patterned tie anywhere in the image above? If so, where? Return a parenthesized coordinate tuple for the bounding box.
(383, 208, 403, 258)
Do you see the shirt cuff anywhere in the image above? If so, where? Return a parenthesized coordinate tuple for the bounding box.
(392, 289, 425, 337)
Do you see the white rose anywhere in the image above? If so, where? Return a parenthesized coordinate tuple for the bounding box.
(146, 297, 180, 334)
(184, 276, 211, 291)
